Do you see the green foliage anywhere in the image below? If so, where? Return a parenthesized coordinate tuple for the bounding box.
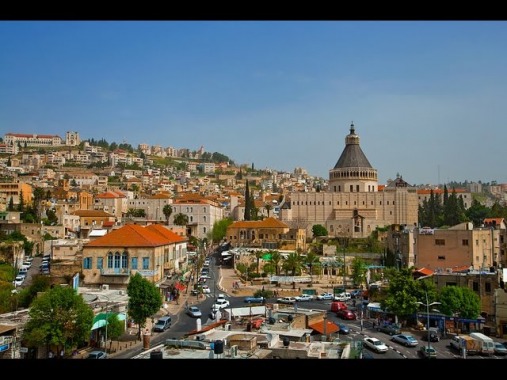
(350, 257, 368, 287)
(127, 273, 163, 335)
(162, 204, 173, 224)
(438, 286, 481, 319)
(210, 218, 233, 243)
(17, 274, 52, 308)
(23, 286, 94, 352)
(173, 212, 189, 226)
(381, 267, 420, 318)
(105, 313, 124, 344)
(312, 224, 328, 237)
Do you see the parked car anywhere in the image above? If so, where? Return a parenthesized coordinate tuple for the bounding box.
(86, 350, 107, 359)
(391, 334, 418, 347)
(376, 323, 402, 336)
(295, 294, 314, 302)
(337, 322, 350, 335)
(186, 306, 202, 318)
(316, 293, 334, 300)
(418, 345, 437, 359)
(350, 289, 363, 298)
(13, 275, 25, 286)
(244, 296, 265, 304)
(336, 309, 356, 320)
(334, 292, 351, 302)
(277, 296, 297, 304)
(494, 342, 507, 356)
(363, 337, 389, 353)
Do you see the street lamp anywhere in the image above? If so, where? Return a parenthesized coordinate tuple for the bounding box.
(101, 295, 111, 353)
(416, 292, 441, 351)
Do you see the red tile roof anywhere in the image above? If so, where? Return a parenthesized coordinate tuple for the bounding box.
(85, 224, 178, 247)
(308, 319, 340, 335)
(145, 224, 187, 243)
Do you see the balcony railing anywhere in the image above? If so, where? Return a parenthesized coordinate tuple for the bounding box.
(101, 267, 129, 276)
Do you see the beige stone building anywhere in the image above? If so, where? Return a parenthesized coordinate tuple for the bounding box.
(414, 222, 499, 272)
(81, 224, 188, 288)
(280, 123, 419, 239)
(226, 217, 307, 252)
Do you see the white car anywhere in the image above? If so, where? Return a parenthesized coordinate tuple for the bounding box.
(13, 275, 25, 286)
(316, 293, 334, 300)
(363, 337, 389, 353)
(295, 294, 314, 302)
(200, 285, 211, 294)
(334, 292, 351, 301)
(277, 296, 297, 304)
(212, 298, 230, 310)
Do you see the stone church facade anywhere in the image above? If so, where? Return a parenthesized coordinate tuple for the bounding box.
(280, 123, 419, 238)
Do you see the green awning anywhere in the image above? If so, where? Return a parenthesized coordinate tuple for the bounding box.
(262, 253, 272, 260)
(91, 312, 126, 330)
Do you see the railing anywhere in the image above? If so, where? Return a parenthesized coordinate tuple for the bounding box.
(101, 267, 129, 276)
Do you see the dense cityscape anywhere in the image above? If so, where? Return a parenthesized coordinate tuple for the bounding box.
(1, 125, 507, 360)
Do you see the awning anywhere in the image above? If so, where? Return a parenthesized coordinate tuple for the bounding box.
(367, 302, 384, 312)
(308, 320, 340, 335)
(91, 312, 126, 330)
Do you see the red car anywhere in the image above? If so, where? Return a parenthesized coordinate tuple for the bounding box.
(336, 309, 357, 320)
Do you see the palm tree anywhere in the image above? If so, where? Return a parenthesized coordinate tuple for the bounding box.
(304, 251, 320, 284)
(173, 213, 188, 226)
(270, 251, 282, 275)
(264, 203, 273, 218)
(162, 205, 173, 225)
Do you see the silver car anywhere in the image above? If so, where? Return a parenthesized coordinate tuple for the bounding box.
(391, 334, 418, 347)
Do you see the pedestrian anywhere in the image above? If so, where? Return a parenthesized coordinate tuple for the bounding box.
(48, 350, 54, 359)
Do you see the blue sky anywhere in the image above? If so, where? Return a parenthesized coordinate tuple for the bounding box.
(1, 21, 506, 185)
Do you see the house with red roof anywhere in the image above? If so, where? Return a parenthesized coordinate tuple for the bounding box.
(81, 224, 188, 288)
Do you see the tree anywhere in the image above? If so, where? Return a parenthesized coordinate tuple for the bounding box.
(438, 285, 481, 320)
(381, 267, 420, 325)
(244, 180, 252, 221)
(8, 196, 14, 211)
(350, 257, 368, 288)
(270, 251, 282, 275)
(173, 212, 189, 227)
(162, 204, 173, 225)
(264, 203, 273, 218)
(127, 273, 163, 340)
(303, 251, 320, 283)
(105, 313, 125, 352)
(312, 224, 328, 237)
(210, 218, 233, 243)
(22, 285, 94, 356)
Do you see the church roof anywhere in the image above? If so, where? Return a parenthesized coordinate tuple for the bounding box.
(332, 122, 373, 170)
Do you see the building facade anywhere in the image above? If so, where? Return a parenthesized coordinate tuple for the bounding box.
(280, 123, 419, 239)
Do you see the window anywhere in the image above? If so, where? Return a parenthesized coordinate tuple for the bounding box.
(437, 256, 446, 260)
(485, 282, 491, 293)
(462, 239, 469, 246)
(142, 257, 149, 270)
(435, 239, 445, 246)
(97, 257, 103, 269)
(131, 257, 138, 270)
(84, 257, 92, 269)
(473, 282, 479, 292)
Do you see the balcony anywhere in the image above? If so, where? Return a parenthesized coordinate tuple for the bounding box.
(101, 267, 129, 276)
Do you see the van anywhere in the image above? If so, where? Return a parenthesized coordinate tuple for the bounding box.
(469, 332, 495, 356)
(153, 316, 172, 332)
